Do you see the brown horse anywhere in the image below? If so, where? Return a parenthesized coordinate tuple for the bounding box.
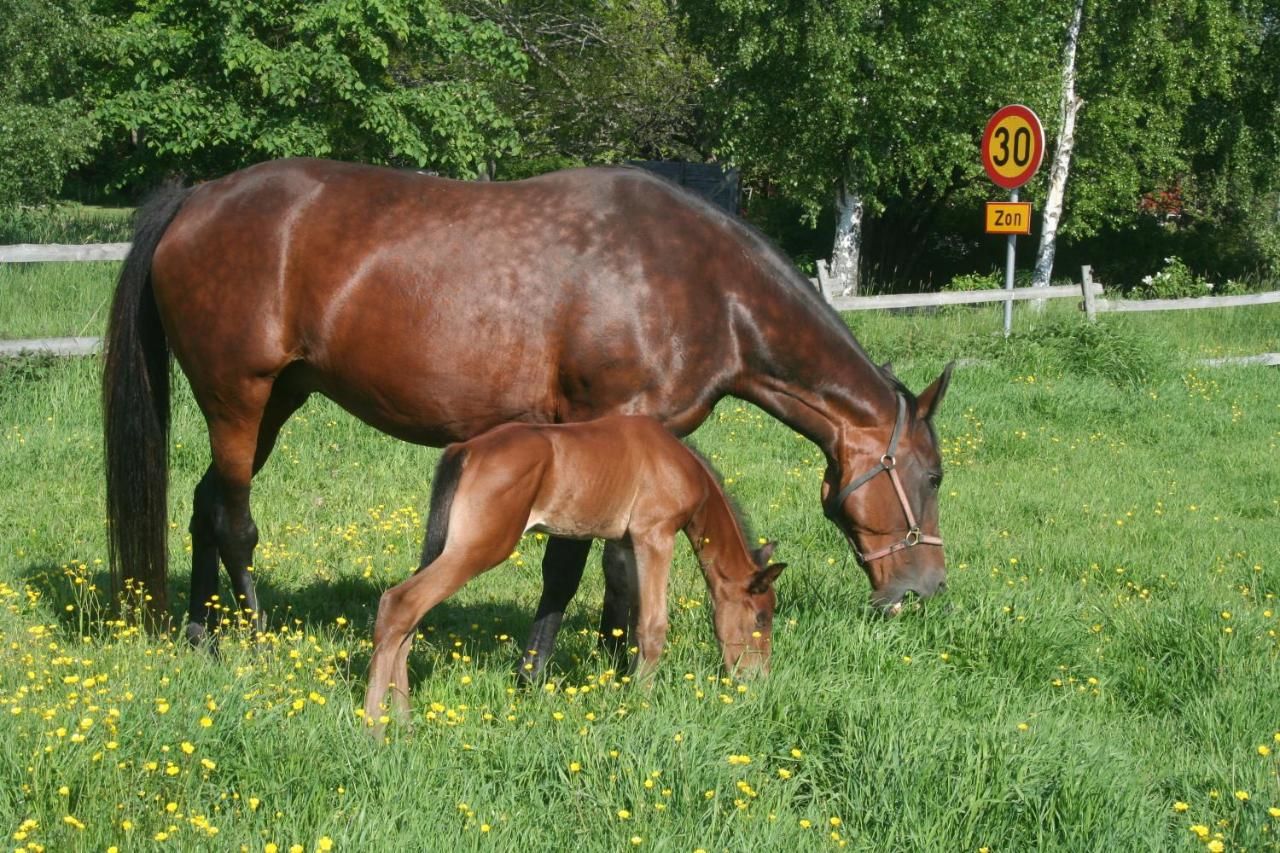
(102, 157, 952, 674)
(364, 415, 785, 724)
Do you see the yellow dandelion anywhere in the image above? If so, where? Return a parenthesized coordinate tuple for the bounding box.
(569, 762, 581, 773)
(1235, 790, 1250, 802)
(1259, 745, 1272, 757)
(317, 836, 334, 851)
(1173, 801, 1189, 813)
(617, 809, 631, 820)
(180, 742, 195, 755)
(1207, 841, 1224, 853)
(1190, 825, 1210, 839)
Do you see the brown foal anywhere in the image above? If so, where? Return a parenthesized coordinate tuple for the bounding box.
(363, 415, 785, 725)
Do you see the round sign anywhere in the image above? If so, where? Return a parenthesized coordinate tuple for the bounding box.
(981, 105, 1045, 190)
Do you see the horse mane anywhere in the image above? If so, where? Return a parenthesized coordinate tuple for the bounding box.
(419, 445, 468, 569)
(683, 439, 760, 549)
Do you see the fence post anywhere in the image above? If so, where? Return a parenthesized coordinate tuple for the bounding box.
(1081, 265, 1097, 322)
(815, 259, 836, 306)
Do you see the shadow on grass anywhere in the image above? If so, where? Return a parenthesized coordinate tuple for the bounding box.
(18, 559, 612, 684)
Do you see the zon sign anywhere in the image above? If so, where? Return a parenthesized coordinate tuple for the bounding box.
(981, 104, 1045, 191)
(985, 201, 1032, 235)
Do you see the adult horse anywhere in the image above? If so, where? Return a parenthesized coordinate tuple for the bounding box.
(103, 157, 952, 675)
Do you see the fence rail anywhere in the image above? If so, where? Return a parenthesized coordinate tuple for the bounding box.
(3, 245, 1279, 360)
(0, 243, 131, 263)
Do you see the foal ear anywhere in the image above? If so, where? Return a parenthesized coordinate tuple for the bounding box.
(752, 540, 778, 567)
(748, 562, 786, 595)
(916, 361, 955, 421)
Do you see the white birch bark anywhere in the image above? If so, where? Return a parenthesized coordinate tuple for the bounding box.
(1032, 0, 1085, 295)
(830, 186, 864, 296)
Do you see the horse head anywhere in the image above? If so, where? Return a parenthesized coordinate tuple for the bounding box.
(823, 364, 953, 614)
(714, 540, 786, 675)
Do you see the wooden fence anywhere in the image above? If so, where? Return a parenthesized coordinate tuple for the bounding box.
(2, 245, 1278, 359)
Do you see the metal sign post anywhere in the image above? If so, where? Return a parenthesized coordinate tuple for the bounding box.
(981, 105, 1045, 336)
(1004, 188, 1018, 335)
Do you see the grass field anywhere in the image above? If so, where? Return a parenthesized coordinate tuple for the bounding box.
(1, 260, 1278, 851)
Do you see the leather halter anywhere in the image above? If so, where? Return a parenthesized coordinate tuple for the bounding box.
(831, 394, 943, 564)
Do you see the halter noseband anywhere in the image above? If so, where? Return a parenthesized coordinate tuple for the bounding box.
(831, 394, 943, 564)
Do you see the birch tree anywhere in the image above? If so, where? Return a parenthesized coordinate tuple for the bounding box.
(1031, 0, 1085, 291)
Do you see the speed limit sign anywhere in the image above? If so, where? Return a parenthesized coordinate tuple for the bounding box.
(981, 105, 1044, 190)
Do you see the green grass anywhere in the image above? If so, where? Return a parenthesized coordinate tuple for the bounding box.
(1, 287, 1278, 851)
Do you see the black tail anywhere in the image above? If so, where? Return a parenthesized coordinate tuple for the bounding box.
(102, 182, 193, 621)
(418, 446, 469, 569)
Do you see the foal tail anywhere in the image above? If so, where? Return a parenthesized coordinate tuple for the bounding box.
(102, 182, 193, 621)
(418, 446, 469, 568)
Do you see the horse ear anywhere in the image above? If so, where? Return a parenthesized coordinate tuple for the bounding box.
(916, 361, 955, 421)
(752, 540, 777, 567)
(748, 563, 786, 595)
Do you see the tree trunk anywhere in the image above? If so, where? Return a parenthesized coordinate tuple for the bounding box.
(830, 186, 864, 296)
(1032, 0, 1085, 296)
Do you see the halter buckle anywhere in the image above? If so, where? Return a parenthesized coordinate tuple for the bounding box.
(904, 527, 921, 547)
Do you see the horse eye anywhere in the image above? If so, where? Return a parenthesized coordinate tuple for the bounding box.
(755, 610, 770, 629)
(928, 473, 943, 490)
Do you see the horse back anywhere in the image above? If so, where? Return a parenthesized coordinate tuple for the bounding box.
(147, 159, 770, 444)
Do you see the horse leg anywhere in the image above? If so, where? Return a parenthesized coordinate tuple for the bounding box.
(186, 469, 226, 648)
(517, 536, 591, 683)
(599, 541, 637, 663)
(222, 386, 307, 631)
(630, 534, 674, 681)
(185, 380, 278, 644)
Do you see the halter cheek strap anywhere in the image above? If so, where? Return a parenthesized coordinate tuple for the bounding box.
(832, 394, 943, 564)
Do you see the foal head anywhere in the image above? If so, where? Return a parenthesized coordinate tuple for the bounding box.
(713, 542, 786, 674)
(823, 365, 952, 615)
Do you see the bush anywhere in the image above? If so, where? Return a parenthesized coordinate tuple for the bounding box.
(943, 270, 1003, 291)
(1137, 256, 1213, 299)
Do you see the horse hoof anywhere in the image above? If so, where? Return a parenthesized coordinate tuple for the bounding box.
(186, 622, 220, 656)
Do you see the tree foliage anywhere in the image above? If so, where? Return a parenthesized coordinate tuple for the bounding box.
(86, 0, 527, 185)
(0, 0, 100, 206)
(1063, 0, 1280, 280)
(685, 0, 1067, 217)
(456, 0, 712, 174)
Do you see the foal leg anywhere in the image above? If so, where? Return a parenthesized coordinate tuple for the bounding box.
(599, 541, 637, 663)
(365, 535, 517, 729)
(630, 534, 674, 681)
(517, 537, 591, 683)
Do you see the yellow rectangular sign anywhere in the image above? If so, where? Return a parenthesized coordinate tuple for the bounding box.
(985, 202, 1032, 235)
